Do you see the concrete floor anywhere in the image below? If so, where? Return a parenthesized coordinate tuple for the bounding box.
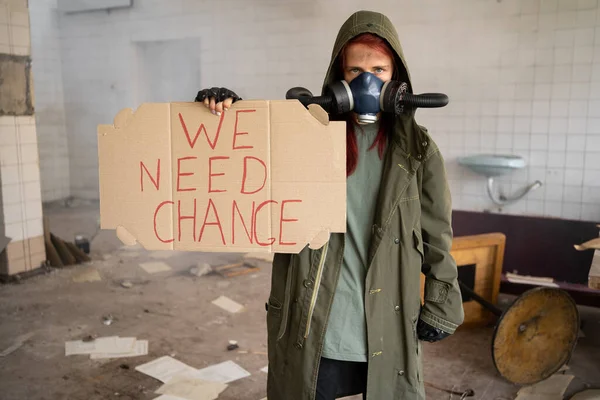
(0, 200, 599, 400)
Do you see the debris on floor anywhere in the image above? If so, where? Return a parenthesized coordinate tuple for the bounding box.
(139, 261, 173, 274)
(155, 375, 228, 400)
(0, 332, 35, 357)
(136, 356, 199, 383)
(514, 373, 575, 400)
(72, 267, 102, 283)
(90, 340, 148, 359)
(189, 360, 251, 384)
(102, 314, 114, 326)
(260, 366, 268, 373)
(505, 272, 558, 287)
(242, 252, 274, 268)
(190, 263, 213, 277)
(211, 296, 244, 313)
(214, 262, 259, 278)
(120, 280, 133, 288)
(227, 340, 239, 351)
(570, 389, 600, 400)
(65, 336, 147, 359)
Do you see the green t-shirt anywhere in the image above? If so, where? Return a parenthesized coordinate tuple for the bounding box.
(322, 121, 386, 362)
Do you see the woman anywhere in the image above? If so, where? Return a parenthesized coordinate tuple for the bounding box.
(196, 10, 464, 400)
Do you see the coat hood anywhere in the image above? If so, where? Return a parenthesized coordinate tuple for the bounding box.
(322, 10, 413, 96)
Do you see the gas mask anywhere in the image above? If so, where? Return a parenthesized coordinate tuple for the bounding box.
(346, 72, 385, 124)
(286, 75, 448, 120)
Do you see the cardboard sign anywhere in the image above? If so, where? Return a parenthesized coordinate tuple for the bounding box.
(98, 101, 346, 253)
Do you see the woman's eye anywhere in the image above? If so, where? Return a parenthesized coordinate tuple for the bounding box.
(350, 68, 360, 74)
(374, 68, 384, 74)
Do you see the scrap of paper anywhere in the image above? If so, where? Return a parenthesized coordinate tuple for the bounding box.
(153, 396, 188, 400)
(72, 267, 102, 283)
(65, 336, 136, 356)
(155, 376, 227, 400)
(189, 360, 251, 384)
(211, 296, 244, 313)
(90, 340, 148, 359)
(515, 374, 575, 399)
(260, 366, 268, 373)
(139, 261, 172, 274)
(136, 356, 198, 383)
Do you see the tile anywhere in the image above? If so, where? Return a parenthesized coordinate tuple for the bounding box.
(585, 152, 600, 168)
(30, 251, 45, 270)
(21, 163, 40, 183)
(589, 119, 600, 134)
(551, 83, 571, 99)
(5, 240, 24, 262)
(583, 169, 600, 186)
(25, 219, 43, 239)
(0, 145, 18, 165)
(574, 46, 594, 64)
(545, 185, 564, 201)
(554, 47, 573, 65)
(550, 101, 569, 118)
(546, 169, 566, 183)
(567, 134, 586, 150)
(17, 124, 37, 144)
(533, 84, 552, 100)
(0, 123, 17, 146)
(2, 256, 27, 275)
(0, 23, 9, 45)
(575, 27, 595, 46)
(12, 45, 29, 56)
(0, 165, 20, 185)
(5, 222, 24, 241)
(572, 65, 592, 82)
(549, 118, 569, 134)
(0, 5, 7, 24)
(529, 151, 547, 167)
(23, 181, 41, 201)
(3, 203, 22, 224)
(564, 185, 584, 201)
(2, 183, 22, 204)
(28, 235, 45, 255)
(582, 204, 600, 221)
(10, 10, 28, 27)
(566, 152, 585, 168)
(569, 100, 588, 117)
(569, 117, 587, 133)
(547, 152, 566, 167)
(548, 134, 567, 150)
(544, 201, 563, 217)
(571, 82, 590, 99)
(588, 136, 600, 151)
(19, 144, 38, 164)
(583, 186, 600, 202)
(562, 202, 582, 220)
(531, 118, 549, 134)
(24, 200, 42, 220)
(530, 134, 548, 150)
(10, 25, 29, 47)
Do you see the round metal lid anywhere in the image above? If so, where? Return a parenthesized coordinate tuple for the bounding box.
(569, 389, 600, 400)
(492, 287, 580, 385)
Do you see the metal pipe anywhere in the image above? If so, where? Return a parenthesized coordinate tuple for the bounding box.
(486, 177, 542, 206)
(458, 280, 503, 317)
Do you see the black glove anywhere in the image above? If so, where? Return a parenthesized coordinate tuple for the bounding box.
(194, 87, 242, 104)
(417, 318, 450, 343)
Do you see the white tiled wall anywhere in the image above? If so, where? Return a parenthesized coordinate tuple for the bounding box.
(0, 0, 44, 242)
(29, 0, 70, 202)
(39, 0, 600, 222)
(0, 116, 44, 242)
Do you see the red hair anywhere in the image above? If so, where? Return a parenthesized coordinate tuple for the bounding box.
(341, 33, 395, 176)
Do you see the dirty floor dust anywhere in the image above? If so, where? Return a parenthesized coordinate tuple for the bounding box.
(0, 201, 599, 400)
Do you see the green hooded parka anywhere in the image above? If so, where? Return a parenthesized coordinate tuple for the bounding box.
(266, 10, 464, 400)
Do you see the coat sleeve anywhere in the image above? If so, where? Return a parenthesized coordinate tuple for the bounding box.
(418, 147, 464, 334)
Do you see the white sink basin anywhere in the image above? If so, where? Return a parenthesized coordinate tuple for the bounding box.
(458, 154, 526, 177)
